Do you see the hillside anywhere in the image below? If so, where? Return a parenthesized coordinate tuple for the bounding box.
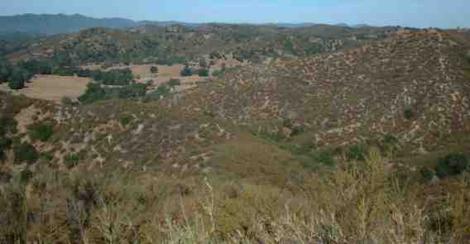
(42, 29, 467, 169)
(5, 22, 398, 65)
(190, 30, 470, 149)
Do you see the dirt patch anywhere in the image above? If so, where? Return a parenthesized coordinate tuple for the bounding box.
(14, 105, 43, 135)
(0, 75, 90, 103)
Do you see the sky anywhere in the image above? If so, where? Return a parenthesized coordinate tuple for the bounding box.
(0, 0, 469, 28)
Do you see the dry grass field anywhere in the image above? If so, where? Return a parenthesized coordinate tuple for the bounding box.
(0, 75, 90, 102)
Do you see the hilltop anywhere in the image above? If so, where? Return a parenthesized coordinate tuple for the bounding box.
(0, 14, 398, 37)
(0, 14, 139, 35)
(4, 21, 397, 64)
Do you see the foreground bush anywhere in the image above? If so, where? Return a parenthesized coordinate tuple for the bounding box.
(0, 136, 12, 160)
(0, 149, 468, 243)
(13, 142, 38, 164)
(436, 153, 469, 178)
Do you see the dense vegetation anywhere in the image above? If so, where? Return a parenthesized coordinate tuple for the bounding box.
(78, 83, 147, 103)
(0, 58, 81, 89)
(88, 68, 134, 86)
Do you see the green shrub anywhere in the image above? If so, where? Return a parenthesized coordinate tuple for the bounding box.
(380, 134, 400, 153)
(28, 122, 54, 142)
(117, 83, 147, 99)
(312, 150, 336, 167)
(0, 116, 18, 135)
(0, 136, 12, 160)
(198, 69, 209, 77)
(78, 83, 106, 103)
(14, 142, 38, 164)
(119, 115, 133, 127)
(436, 153, 469, 178)
(420, 167, 436, 182)
(64, 154, 80, 169)
(347, 144, 367, 161)
(403, 107, 414, 120)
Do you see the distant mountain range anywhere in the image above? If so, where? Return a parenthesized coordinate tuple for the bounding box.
(0, 14, 381, 36)
(0, 14, 140, 35)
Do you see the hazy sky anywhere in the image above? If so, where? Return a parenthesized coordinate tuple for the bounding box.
(0, 0, 469, 28)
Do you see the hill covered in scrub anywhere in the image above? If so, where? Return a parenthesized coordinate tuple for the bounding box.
(4, 22, 398, 65)
(0, 23, 470, 243)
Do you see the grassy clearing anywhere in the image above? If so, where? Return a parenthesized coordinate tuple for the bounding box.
(0, 75, 90, 103)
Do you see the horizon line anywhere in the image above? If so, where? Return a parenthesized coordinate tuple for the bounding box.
(1, 12, 468, 30)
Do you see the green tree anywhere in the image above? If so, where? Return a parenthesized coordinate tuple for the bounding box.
(0, 59, 11, 83)
(18, 59, 53, 75)
(96, 68, 133, 86)
(180, 66, 193, 77)
(8, 69, 30, 90)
